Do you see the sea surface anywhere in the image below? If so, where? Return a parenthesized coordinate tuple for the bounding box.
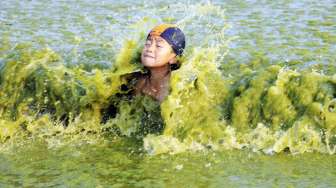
(0, 0, 335, 187)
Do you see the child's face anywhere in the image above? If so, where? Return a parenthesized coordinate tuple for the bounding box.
(141, 35, 176, 68)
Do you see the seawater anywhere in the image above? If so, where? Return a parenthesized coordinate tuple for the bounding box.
(0, 0, 335, 187)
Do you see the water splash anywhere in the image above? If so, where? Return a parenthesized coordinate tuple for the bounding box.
(144, 45, 336, 155)
(0, 1, 335, 155)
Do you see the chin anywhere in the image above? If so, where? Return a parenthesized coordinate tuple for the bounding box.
(141, 56, 154, 66)
(142, 60, 155, 67)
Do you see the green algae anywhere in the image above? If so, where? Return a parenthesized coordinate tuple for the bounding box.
(308, 19, 335, 27)
(104, 95, 163, 137)
(225, 67, 335, 154)
(144, 50, 336, 155)
(0, 37, 11, 58)
(0, 39, 143, 143)
(159, 47, 229, 149)
(1, 140, 335, 187)
(313, 31, 336, 44)
(0, 1, 336, 187)
(0, 0, 336, 156)
(1, 41, 335, 155)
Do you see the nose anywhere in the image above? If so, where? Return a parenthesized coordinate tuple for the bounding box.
(146, 40, 156, 52)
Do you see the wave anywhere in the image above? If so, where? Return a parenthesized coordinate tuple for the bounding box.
(0, 39, 335, 155)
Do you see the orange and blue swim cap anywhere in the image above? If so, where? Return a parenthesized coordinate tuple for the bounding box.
(148, 24, 186, 56)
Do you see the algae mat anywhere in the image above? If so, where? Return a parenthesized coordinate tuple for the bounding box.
(0, 0, 336, 187)
(0, 140, 335, 187)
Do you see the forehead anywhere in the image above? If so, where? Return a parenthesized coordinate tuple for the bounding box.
(147, 35, 166, 43)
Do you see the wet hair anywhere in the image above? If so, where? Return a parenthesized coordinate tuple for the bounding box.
(170, 60, 181, 71)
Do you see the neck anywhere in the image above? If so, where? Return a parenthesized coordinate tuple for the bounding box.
(147, 65, 170, 83)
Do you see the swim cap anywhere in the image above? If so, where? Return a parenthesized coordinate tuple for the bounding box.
(148, 24, 186, 56)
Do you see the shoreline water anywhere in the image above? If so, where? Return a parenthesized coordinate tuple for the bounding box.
(0, 0, 335, 186)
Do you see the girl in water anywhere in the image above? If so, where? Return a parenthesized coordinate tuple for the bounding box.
(135, 24, 186, 102)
